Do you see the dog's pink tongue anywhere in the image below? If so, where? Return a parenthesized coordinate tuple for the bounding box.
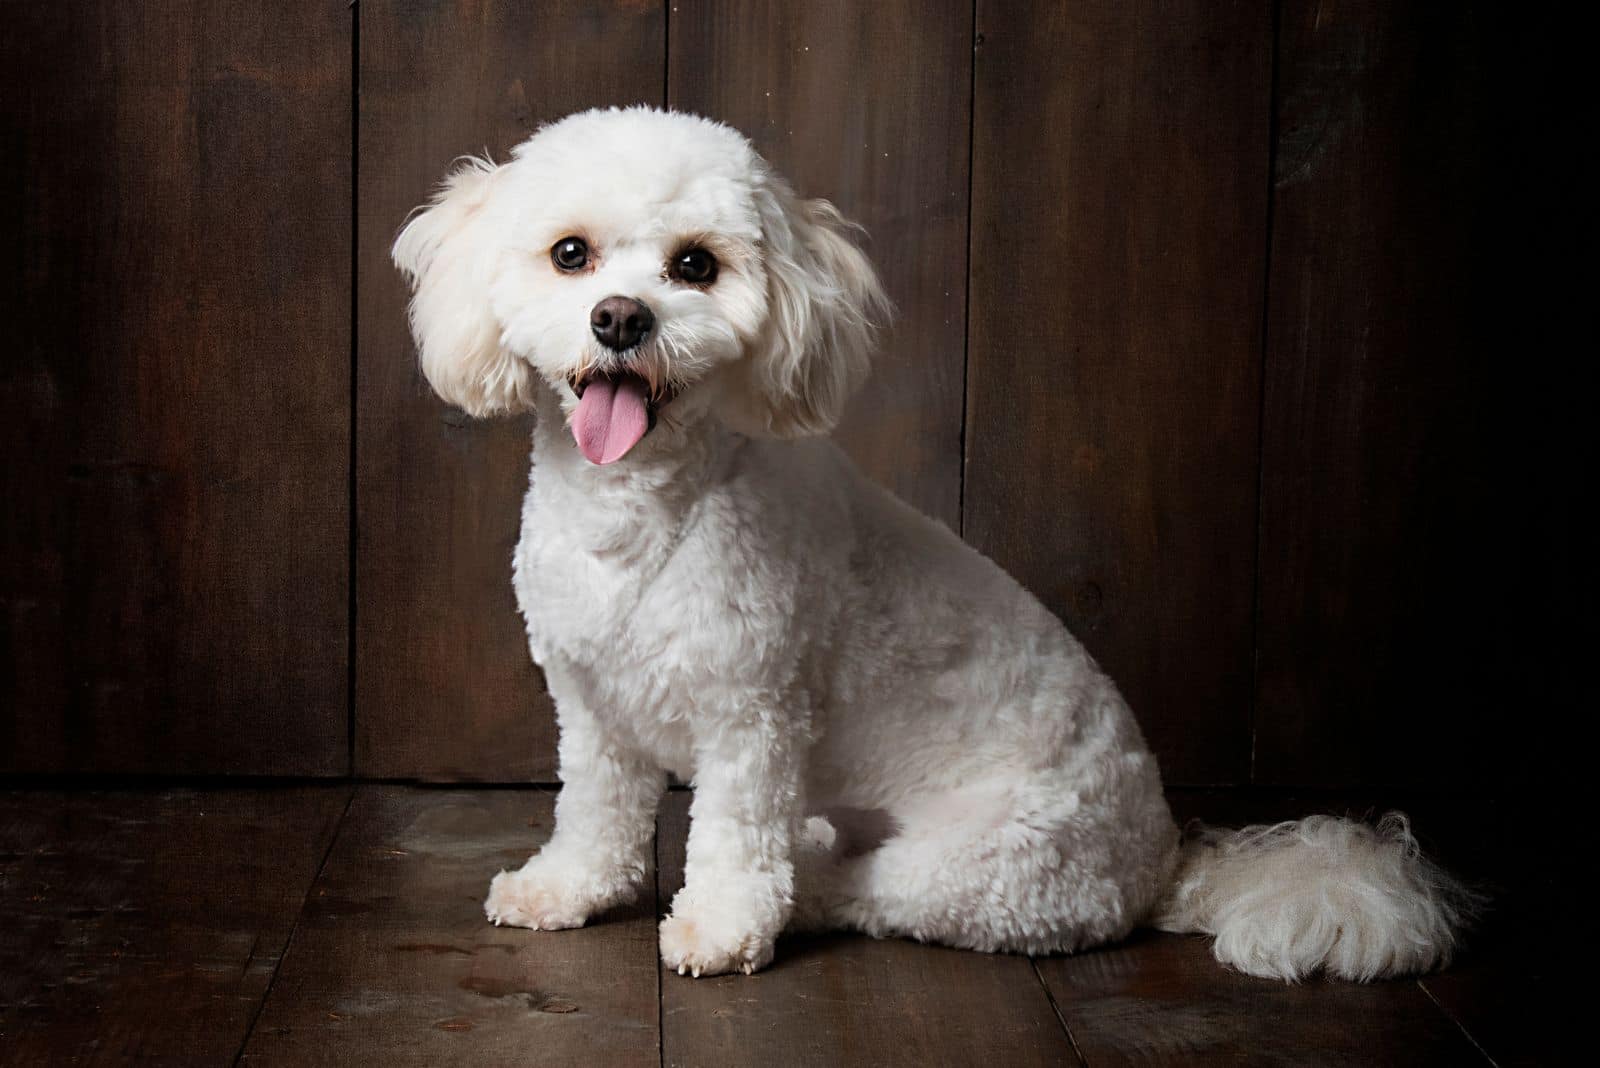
(573, 376, 650, 465)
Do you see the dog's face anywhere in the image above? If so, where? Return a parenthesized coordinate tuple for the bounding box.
(393, 107, 889, 463)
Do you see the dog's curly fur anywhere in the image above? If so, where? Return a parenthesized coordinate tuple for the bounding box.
(394, 106, 1477, 980)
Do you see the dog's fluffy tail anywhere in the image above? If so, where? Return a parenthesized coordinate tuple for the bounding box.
(1150, 813, 1482, 982)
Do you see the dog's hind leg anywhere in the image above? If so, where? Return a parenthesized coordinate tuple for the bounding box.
(786, 806, 897, 933)
(793, 773, 1177, 956)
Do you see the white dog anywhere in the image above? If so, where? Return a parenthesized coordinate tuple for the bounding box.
(394, 106, 1475, 981)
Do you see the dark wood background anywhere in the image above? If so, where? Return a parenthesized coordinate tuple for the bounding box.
(2, 1, 1573, 788)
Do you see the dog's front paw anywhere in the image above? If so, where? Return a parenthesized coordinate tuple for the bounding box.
(659, 909, 776, 977)
(484, 865, 592, 931)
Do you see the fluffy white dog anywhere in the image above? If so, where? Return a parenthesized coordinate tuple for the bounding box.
(394, 106, 1475, 981)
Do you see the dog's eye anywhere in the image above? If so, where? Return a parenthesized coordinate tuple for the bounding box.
(669, 247, 718, 286)
(551, 237, 589, 272)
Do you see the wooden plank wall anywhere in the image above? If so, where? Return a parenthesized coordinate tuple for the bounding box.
(966, 1, 1270, 785)
(356, 2, 665, 781)
(3, 1, 1563, 790)
(669, 1, 972, 528)
(1, 1, 350, 775)
(1254, 0, 1563, 788)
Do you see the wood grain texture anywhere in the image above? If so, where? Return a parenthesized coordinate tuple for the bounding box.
(0, 1, 350, 774)
(1420, 931, 1558, 1068)
(0, 787, 349, 1065)
(1034, 931, 1484, 1068)
(1252, 1, 1563, 787)
(668, 0, 971, 527)
(1031, 788, 1497, 1067)
(655, 792, 1079, 1068)
(965, 1, 1271, 785)
(240, 788, 660, 1067)
(356, 1, 665, 780)
(0, 786, 1563, 1064)
(1408, 794, 1568, 1068)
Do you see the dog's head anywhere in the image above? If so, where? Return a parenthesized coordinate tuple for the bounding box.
(393, 106, 889, 464)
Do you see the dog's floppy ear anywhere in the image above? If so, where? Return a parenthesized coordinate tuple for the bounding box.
(392, 157, 535, 416)
(747, 176, 891, 437)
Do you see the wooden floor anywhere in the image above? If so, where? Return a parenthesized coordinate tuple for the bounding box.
(0, 785, 1559, 1067)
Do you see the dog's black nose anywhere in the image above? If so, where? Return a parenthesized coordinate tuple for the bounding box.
(590, 296, 654, 351)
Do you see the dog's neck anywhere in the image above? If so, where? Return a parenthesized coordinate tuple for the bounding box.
(526, 386, 744, 558)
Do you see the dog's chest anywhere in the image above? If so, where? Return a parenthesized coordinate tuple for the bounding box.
(511, 475, 711, 767)
(512, 472, 693, 651)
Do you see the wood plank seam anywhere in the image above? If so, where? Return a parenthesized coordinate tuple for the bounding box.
(1028, 956, 1088, 1068)
(661, 0, 671, 108)
(1246, 0, 1285, 787)
(653, 815, 665, 1068)
(347, 0, 361, 781)
(957, 0, 978, 540)
(229, 787, 357, 1067)
(1416, 979, 1498, 1068)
